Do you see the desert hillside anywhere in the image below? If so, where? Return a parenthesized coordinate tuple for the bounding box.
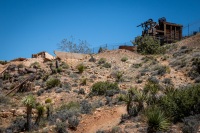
(0, 34, 200, 133)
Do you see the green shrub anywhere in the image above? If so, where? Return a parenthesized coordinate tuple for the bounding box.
(145, 106, 170, 132)
(61, 62, 69, 69)
(76, 63, 86, 73)
(98, 58, 106, 64)
(46, 78, 61, 89)
(18, 63, 24, 68)
(102, 62, 111, 68)
(135, 35, 161, 55)
(55, 122, 68, 133)
(154, 65, 170, 76)
(0, 60, 7, 65)
(90, 81, 119, 96)
(68, 116, 79, 130)
(80, 78, 87, 85)
(132, 63, 142, 68)
(30, 62, 40, 68)
(121, 57, 128, 62)
(159, 84, 200, 122)
(45, 98, 52, 104)
(59, 101, 80, 111)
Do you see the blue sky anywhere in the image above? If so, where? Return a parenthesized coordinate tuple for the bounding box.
(0, 0, 200, 61)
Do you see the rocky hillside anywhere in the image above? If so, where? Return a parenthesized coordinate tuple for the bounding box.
(0, 34, 200, 133)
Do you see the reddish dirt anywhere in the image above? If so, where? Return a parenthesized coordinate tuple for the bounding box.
(74, 105, 126, 133)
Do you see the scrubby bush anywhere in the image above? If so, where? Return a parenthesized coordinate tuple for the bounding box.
(102, 62, 111, 68)
(98, 58, 106, 64)
(76, 63, 86, 73)
(154, 65, 170, 76)
(145, 106, 170, 133)
(46, 78, 61, 89)
(132, 63, 142, 68)
(78, 88, 85, 95)
(159, 84, 200, 122)
(135, 35, 161, 55)
(121, 57, 128, 62)
(55, 122, 68, 133)
(90, 81, 119, 96)
(68, 116, 79, 130)
(61, 62, 69, 69)
(30, 62, 40, 68)
(182, 115, 200, 133)
(80, 100, 92, 114)
(80, 78, 87, 85)
(0, 60, 7, 65)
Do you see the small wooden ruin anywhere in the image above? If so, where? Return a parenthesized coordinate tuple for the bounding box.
(137, 17, 183, 43)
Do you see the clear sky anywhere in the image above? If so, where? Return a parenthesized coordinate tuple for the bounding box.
(1, 0, 200, 61)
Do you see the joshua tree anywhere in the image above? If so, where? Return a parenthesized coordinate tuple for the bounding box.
(45, 98, 53, 120)
(35, 104, 45, 126)
(22, 95, 36, 131)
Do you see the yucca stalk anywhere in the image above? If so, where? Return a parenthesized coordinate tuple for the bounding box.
(22, 95, 36, 131)
(35, 104, 45, 126)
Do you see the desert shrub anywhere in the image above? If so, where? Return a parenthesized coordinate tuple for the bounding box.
(78, 88, 85, 95)
(30, 62, 40, 68)
(159, 84, 200, 122)
(46, 78, 61, 89)
(45, 98, 52, 104)
(192, 57, 200, 74)
(18, 63, 24, 68)
(68, 116, 79, 130)
(89, 55, 96, 62)
(132, 63, 142, 68)
(182, 115, 200, 133)
(59, 101, 80, 111)
(148, 76, 159, 84)
(3, 72, 11, 80)
(145, 106, 170, 133)
(162, 78, 172, 85)
(55, 122, 68, 133)
(120, 114, 130, 123)
(102, 62, 111, 68)
(5, 117, 26, 132)
(135, 35, 161, 55)
(76, 63, 86, 73)
(173, 47, 192, 57)
(61, 62, 69, 69)
(98, 58, 106, 64)
(154, 65, 170, 76)
(80, 100, 92, 114)
(80, 78, 87, 85)
(121, 57, 128, 62)
(111, 126, 122, 133)
(111, 71, 124, 82)
(0, 60, 7, 65)
(90, 81, 119, 96)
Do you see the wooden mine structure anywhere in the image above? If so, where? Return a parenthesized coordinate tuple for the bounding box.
(137, 17, 183, 43)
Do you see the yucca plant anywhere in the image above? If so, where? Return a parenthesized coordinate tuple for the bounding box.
(45, 98, 53, 119)
(145, 106, 170, 133)
(35, 104, 45, 126)
(22, 95, 36, 131)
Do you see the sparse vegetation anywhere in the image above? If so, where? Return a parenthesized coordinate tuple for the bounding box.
(135, 35, 161, 54)
(121, 57, 128, 62)
(46, 78, 61, 89)
(98, 58, 106, 64)
(145, 106, 170, 133)
(102, 62, 111, 68)
(76, 63, 86, 73)
(90, 81, 119, 96)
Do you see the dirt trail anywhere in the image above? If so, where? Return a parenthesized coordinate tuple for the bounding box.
(74, 105, 126, 133)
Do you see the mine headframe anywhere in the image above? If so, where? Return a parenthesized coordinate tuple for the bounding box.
(137, 18, 157, 35)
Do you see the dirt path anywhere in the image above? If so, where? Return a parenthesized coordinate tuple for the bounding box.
(74, 105, 126, 133)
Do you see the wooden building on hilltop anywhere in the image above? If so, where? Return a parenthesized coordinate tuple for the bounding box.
(137, 17, 183, 44)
